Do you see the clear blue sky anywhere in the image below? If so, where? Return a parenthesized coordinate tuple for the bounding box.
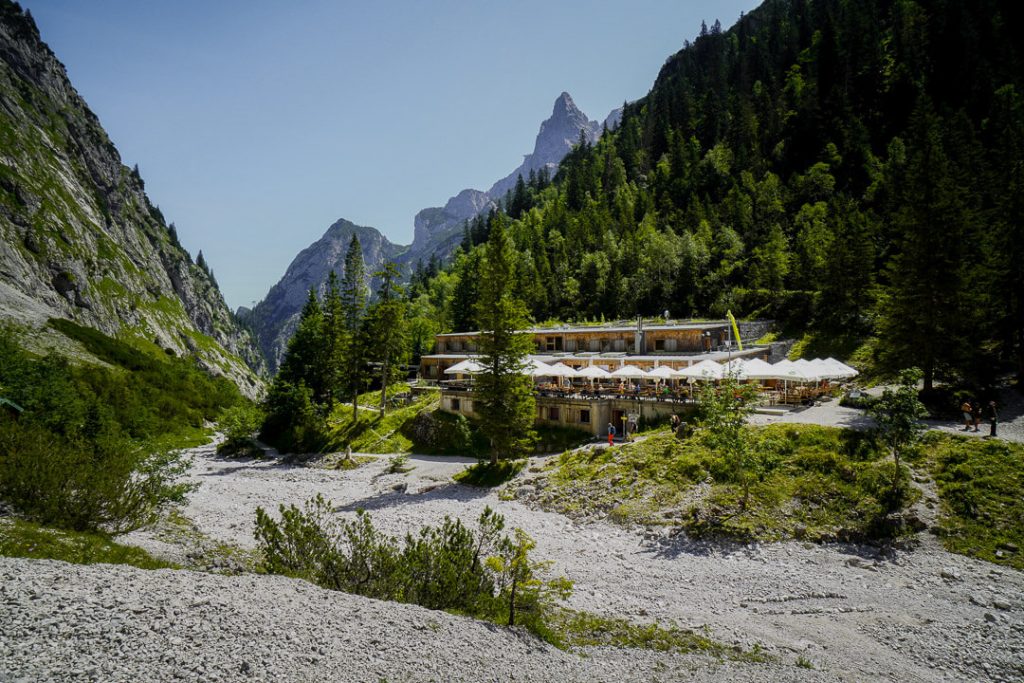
(22, 0, 759, 310)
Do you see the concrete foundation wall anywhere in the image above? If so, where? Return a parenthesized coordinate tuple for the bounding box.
(441, 390, 693, 437)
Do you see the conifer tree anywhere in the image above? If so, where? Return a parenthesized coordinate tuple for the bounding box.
(277, 289, 327, 404)
(474, 215, 536, 464)
(363, 263, 408, 417)
(322, 270, 345, 406)
(340, 236, 368, 418)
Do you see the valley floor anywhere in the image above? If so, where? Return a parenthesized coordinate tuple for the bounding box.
(3, 438, 1023, 682)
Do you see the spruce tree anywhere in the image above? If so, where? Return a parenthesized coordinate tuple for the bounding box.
(876, 100, 973, 391)
(474, 215, 536, 464)
(363, 263, 408, 417)
(322, 270, 345, 406)
(277, 289, 327, 404)
(340, 236, 368, 419)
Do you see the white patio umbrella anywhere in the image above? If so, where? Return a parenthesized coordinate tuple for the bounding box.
(610, 365, 649, 379)
(793, 358, 822, 382)
(444, 358, 484, 375)
(741, 357, 776, 380)
(822, 357, 859, 379)
(771, 359, 816, 383)
(677, 359, 724, 380)
(646, 365, 679, 382)
(522, 357, 553, 377)
(722, 358, 748, 379)
(576, 365, 612, 381)
(544, 362, 579, 378)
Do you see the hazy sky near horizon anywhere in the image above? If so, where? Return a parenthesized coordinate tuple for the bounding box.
(22, 0, 759, 309)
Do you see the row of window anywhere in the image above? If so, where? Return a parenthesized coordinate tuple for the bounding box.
(543, 406, 590, 424)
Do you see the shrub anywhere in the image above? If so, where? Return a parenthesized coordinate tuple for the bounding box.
(259, 380, 327, 453)
(217, 403, 264, 457)
(386, 453, 411, 474)
(254, 498, 571, 639)
(0, 417, 192, 533)
(0, 324, 227, 532)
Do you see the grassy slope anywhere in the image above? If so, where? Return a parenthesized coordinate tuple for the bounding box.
(921, 433, 1024, 570)
(0, 517, 175, 570)
(327, 391, 441, 453)
(532, 424, 913, 542)
(527, 423, 1024, 567)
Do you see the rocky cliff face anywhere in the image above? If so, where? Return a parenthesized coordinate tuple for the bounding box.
(249, 218, 405, 370)
(0, 3, 265, 394)
(406, 92, 613, 262)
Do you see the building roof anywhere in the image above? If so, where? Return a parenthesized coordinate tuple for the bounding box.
(435, 320, 731, 338)
(421, 347, 765, 364)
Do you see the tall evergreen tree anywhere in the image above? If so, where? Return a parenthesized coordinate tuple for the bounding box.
(876, 101, 975, 391)
(322, 270, 345, 406)
(277, 289, 327, 403)
(340, 236, 368, 418)
(363, 263, 408, 417)
(474, 215, 536, 464)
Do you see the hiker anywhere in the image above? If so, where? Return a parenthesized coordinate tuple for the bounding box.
(670, 414, 680, 430)
(607, 422, 616, 445)
(970, 399, 982, 432)
(987, 401, 998, 437)
(960, 399, 973, 431)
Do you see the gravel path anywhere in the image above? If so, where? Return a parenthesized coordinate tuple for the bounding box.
(4, 439, 1024, 682)
(749, 388, 1024, 444)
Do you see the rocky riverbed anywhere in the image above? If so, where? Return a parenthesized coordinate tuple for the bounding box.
(3, 439, 1023, 682)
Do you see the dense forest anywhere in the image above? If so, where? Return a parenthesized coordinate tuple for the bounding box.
(400, 0, 1022, 392)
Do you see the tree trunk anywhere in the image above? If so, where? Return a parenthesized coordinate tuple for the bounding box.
(352, 389, 358, 421)
(508, 576, 517, 626)
(380, 355, 388, 418)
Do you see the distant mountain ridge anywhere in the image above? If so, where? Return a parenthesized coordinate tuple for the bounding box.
(251, 92, 621, 370)
(247, 218, 405, 368)
(408, 92, 621, 261)
(0, 2, 265, 394)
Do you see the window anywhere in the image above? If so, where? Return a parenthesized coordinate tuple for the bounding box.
(579, 409, 591, 424)
(546, 336, 563, 351)
(548, 407, 560, 421)
(655, 339, 666, 351)
(451, 398, 460, 411)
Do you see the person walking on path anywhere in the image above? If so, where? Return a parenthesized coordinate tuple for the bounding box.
(607, 422, 616, 445)
(971, 399, 982, 432)
(961, 400, 974, 431)
(987, 401, 999, 437)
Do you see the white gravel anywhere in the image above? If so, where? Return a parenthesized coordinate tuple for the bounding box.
(749, 389, 1024, 444)
(4, 438, 1024, 682)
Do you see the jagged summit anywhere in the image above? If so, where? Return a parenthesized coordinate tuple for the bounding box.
(407, 91, 611, 261)
(250, 91, 622, 368)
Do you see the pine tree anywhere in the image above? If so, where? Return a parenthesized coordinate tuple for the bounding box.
(340, 236, 368, 418)
(363, 263, 408, 417)
(322, 270, 345, 406)
(474, 215, 536, 464)
(277, 289, 327, 404)
(876, 100, 973, 391)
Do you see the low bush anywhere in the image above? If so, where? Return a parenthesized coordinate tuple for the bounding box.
(454, 460, 525, 488)
(0, 417, 192, 533)
(540, 424, 914, 542)
(254, 498, 571, 638)
(0, 324, 219, 533)
(217, 403, 264, 457)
